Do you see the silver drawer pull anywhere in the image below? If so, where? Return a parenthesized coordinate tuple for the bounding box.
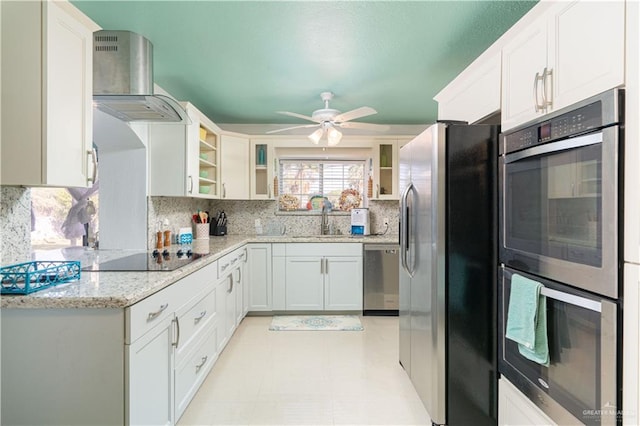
(195, 355, 208, 372)
(147, 303, 168, 321)
(231, 257, 238, 264)
(221, 264, 228, 272)
(194, 310, 207, 323)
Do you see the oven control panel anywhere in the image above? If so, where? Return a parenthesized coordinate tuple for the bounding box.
(503, 101, 603, 154)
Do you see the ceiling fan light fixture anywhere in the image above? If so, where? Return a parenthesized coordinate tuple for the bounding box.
(308, 128, 324, 144)
(327, 127, 342, 146)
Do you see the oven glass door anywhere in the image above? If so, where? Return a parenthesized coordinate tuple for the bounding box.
(498, 267, 618, 425)
(500, 127, 618, 298)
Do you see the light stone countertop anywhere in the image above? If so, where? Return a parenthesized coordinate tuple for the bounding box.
(1, 234, 397, 309)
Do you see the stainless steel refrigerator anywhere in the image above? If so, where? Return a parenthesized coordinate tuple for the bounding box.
(399, 122, 498, 426)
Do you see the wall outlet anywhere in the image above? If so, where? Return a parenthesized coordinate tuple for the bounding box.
(383, 218, 389, 226)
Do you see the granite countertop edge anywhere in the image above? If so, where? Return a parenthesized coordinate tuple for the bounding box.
(1, 234, 397, 310)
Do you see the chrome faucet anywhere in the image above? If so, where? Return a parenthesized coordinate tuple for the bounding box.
(321, 203, 330, 235)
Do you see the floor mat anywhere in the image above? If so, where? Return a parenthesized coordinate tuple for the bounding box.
(269, 315, 364, 331)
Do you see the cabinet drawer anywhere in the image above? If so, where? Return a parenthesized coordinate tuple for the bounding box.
(126, 282, 182, 345)
(285, 243, 362, 257)
(175, 285, 217, 362)
(175, 322, 217, 420)
(126, 261, 217, 344)
(218, 249, 241, 279)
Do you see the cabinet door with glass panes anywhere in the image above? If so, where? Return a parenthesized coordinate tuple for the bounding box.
(250, 141, 275, 200)
(371, 140, 399, 200)
(277, 160, 366, 213)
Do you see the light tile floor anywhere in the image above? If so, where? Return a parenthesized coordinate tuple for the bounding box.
(178, 316, 430, 425)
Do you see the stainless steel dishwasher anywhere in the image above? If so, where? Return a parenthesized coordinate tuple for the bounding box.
(363, 244, 399, 316)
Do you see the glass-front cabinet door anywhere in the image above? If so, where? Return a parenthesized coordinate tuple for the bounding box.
(250, 141, 274, 199)
(372, 140, 400, 200)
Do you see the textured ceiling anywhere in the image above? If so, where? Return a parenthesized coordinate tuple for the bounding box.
(72, 1, 536, 129)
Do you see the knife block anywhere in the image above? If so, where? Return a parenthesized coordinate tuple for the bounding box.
(212, 224, 227, 236)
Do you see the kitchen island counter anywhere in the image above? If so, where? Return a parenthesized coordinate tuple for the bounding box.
(1, 234, 396, 309)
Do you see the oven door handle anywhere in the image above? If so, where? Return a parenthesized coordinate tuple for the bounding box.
(540, 286, 601, 312)
(504, 131, 603, 164)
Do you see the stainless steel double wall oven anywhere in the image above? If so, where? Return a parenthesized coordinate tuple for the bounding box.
(498, 89, 623, 425)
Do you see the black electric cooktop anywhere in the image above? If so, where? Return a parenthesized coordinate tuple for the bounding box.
(82, 249, 208, 272)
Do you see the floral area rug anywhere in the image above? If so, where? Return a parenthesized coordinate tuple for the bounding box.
(269, 315, 364, 331)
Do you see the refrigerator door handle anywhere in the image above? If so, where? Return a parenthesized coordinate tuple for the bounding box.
(406, 184, 417, 277)
(400, 182, 414, 275)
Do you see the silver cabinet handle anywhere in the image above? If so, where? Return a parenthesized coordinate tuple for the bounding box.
(267, 183, 272, 198)
(222, 183, 226, 198)
(188, 175, 193, 194)
(324, 258, 328, 274)
(195, 355, 208, 373)
(237, 267, 242, 284)
(542, 67, 553, 110)
(172, 316, 180, 348)
(221, 263, 229, 272)
(533, 71, 544, 112)
(376, 184, 380, 199)
(87, 149, 98, 185)
(147, 303, 168, 321)
(194, 310, 207, 323)
(227, 274, 233, 293)
(242, 248, 248, 263)
(320, 258, 324, 274)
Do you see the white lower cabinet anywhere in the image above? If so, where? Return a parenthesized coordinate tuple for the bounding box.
(247, 243, 273, 311)
(282, 243, 363, 312)
(240, 247, 250, 317)
(285, 257, 325, 310)
(127, 315, 175, 426)
(0, 260, 221, 426)
(126, 261, 219, 425)
(272, 244, 287, 310)
(174, 321, 217, 419)
(324, 256, 363, 310)
(214, 246, 247, 355)
(499, 378, 557, 426)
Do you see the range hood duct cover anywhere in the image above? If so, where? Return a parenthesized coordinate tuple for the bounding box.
(93, 30, 188, 123)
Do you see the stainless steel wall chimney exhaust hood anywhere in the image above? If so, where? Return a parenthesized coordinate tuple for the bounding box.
(93, 30, 188, 123)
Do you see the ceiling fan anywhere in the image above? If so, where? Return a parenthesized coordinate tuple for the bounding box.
(267, 92, 390, 146)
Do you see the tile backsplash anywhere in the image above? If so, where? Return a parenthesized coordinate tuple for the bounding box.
(149, 197, 399, 243)
(1, 187, 32, 264)
(1, 189, 399, 261)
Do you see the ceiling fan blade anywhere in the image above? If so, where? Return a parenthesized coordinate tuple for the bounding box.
(277, 111, 321, 123)
(334, 106, 377, 123)
(338, 121, 390, 132)
(266, 124, 320, 134)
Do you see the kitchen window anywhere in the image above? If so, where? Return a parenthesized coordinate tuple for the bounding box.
(30, 186, 99, 250)
(278, 159, 365, 211)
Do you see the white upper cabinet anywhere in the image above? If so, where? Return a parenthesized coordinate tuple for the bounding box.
(220, 134, 250, 199)
(435, 50, 502, 124)
(371, 140, 399, 200)
(1, 0, 99, 187)
(548, 1, 625, 111)
(148, 103, 220, 198)
(502, 0, 625, 131)
(501, 18, 550, 130)
(250, 141, 275, 199)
